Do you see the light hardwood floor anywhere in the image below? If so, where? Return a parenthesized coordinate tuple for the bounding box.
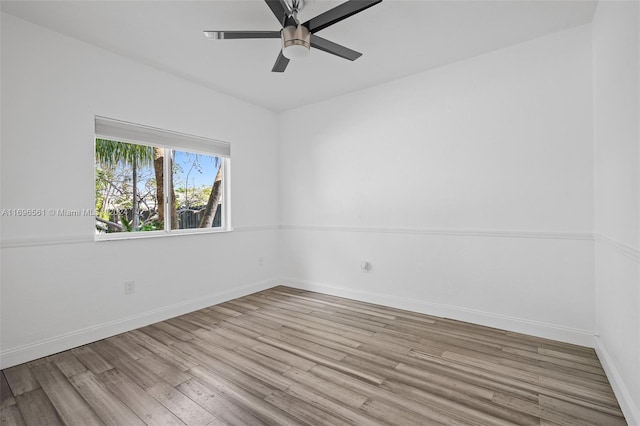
(0, 286, 627, 425)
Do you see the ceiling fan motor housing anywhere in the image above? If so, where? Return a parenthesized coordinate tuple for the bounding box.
(281, 25, 311, 59)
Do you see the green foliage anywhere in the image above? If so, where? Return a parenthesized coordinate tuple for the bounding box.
(120, 215, 133, 232)
(95, 139, 154, 167)
(174, 185, 212, 209)
(139, 221, 162, 231)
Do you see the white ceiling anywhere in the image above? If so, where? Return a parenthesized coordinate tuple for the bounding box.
(1, 0, 597, 112)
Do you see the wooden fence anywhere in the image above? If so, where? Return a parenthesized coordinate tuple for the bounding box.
(107, 204, 221, 229)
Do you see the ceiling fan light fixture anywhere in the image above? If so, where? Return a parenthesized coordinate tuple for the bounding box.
(281, 25, 310, 60)
(203, 31, 223, 40)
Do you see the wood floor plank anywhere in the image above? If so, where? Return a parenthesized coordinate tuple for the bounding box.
(136, 353, 192, 387)
(26, 357, 51, 368)
(165, 316, 204, 334)
(152, 321, 196, 342)
(309, 309, 388, 333)
(283, 323, 363, 349)
(146, 381, 216, 426)
(251, 343, 317, 372)
(344, 334, 413, 355)
(381, 380, 541, 426)
(250, 322, 349, 361)
(390, 361, 495, 400)
(284, 382, 380, 425)
(538, 375, 620, 408)
(256, 305, 375, 337)
(89, 339, 133, 364)
(71, 346, 113, 375)
(283, 367, 368, 408)
(506, 331, 597, 356)
(503, 347, 607, 376)
(177, 379, 263, 426)
(492, 392, 588, 426)
(189, 338, 294, 391)
(30, 364, 104, 426)
(227, 311, 283, 332)
(126, 330, 199, 371)
(212, 326, 261, 349)
(107, 334, 153, 360)
(98, 368, 184, 426)
(0, 372, 16, 408)
(14, 388, 62, 426)
(1, 287, 627, 426)
(312, 362, 510, 426)
(188, 365, 302, 426)
(208, 305, 243, 318)
(265, 390, 353, 426)
(3, 365, 39, 396)
(0, 404, 26, 426)
(426, 319, 537, 352)
(49, 352, 87, 378)
(139, 325, 180, 346)
(443, 351, 619, 408)
(68, 371, 145, 426)
(108, 353, 165, 390)
(199, 309, 236, 324)
(275, 326, 358, 359)
(225, 299, 260, 311)
(406, 347, 623, 417)
(231, 345, 291, 375)
(538, 394, 626, 425)
(401, 350, 540, 401)
(257, 335, 385, 384)
(219, 322, 263, 339)
(246, 294, 315, 315)
(360, 398, 446, 426)
(206, 418, 228, 426)
(192, 329, 238, 350)
(175, 341, 278, 399)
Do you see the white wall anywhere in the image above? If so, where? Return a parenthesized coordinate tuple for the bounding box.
(280, 25, 595, 345)
(593, 1, 640, 424)
(0, 13, 281, 368)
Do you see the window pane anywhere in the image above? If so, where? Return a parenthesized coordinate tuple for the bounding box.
(171, 150, 223, 230)
(95, 139, 162, 233)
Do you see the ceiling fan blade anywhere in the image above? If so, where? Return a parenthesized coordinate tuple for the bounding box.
(264, 0, 291, 26)
(271, 51, 290, 72)
(203, 31, 281, 40)
(303, 0, 382, 33)
(311, 35, 362, 61)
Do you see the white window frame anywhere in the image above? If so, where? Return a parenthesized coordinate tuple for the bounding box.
(95, 116, 232, 241)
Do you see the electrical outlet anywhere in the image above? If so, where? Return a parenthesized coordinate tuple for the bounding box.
(124, 280, 135, 295)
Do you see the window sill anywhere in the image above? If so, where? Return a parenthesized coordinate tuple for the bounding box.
(95, 227, 233, 242)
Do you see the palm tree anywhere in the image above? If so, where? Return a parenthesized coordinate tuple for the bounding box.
(95, 139, 154, 231)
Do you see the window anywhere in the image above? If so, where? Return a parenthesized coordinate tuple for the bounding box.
(94, 117, 230, 239)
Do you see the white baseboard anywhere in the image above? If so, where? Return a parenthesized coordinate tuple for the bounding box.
(0, 278, 279, 369)
(594, 337, 640, 426)
(281, 278, 595, 347)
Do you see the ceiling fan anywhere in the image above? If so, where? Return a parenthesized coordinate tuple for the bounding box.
(204, 0, 382, 72)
